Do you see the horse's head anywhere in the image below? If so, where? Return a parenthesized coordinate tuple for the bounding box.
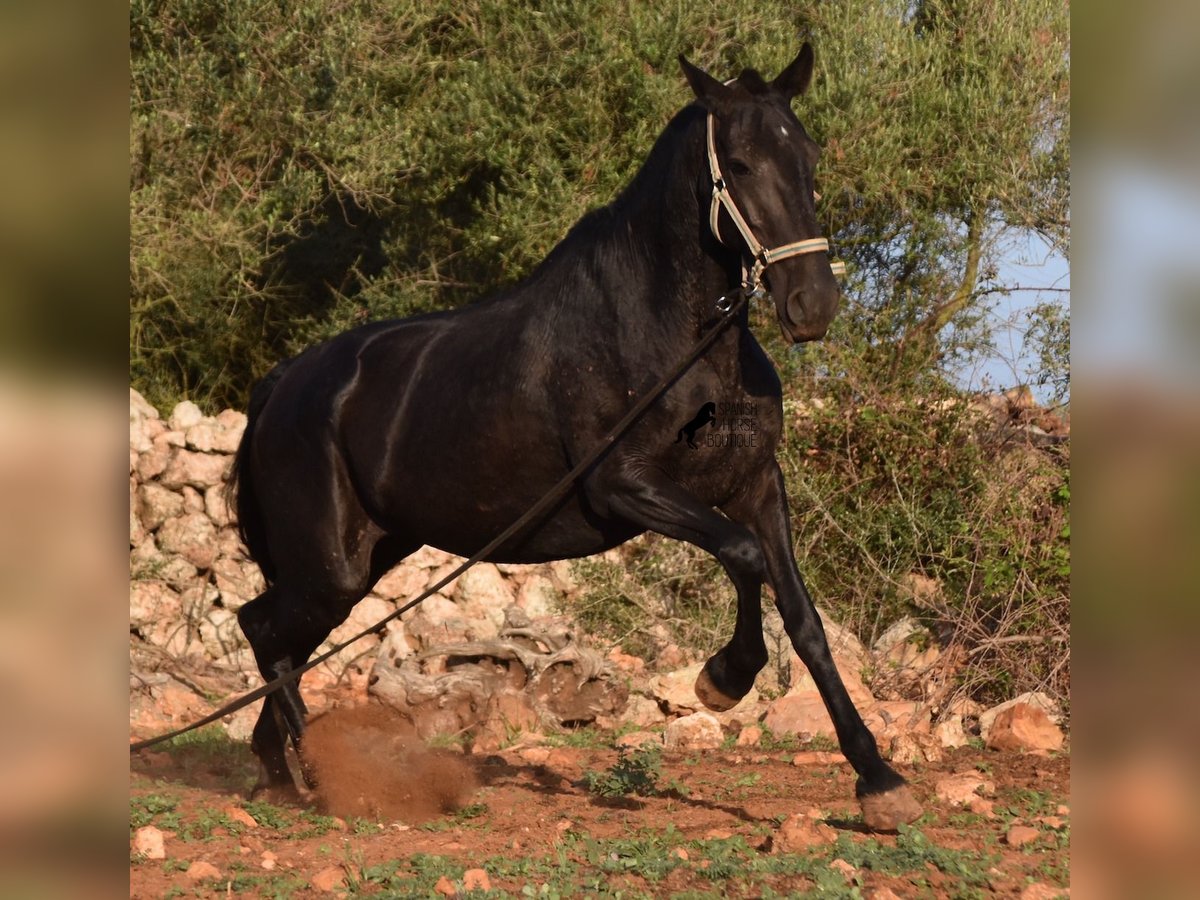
(680, 45, 841, 344)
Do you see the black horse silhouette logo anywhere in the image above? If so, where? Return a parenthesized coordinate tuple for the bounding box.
(675, 401, 717, 449)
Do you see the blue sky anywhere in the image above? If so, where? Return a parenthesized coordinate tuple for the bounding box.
(948, 231, 1070, 403)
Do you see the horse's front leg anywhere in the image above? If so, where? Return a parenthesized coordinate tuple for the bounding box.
(598, 467, 770, 710)
(732, 461, 923, 832)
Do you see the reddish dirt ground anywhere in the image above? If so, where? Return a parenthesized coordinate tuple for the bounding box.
(130, 713, 1070, 898)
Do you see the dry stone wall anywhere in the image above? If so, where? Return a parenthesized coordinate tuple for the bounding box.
(129, 388, 1066, 755)
(128, 388, 582, 735)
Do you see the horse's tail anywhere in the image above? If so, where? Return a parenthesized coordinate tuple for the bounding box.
(226, 360, 292, 587)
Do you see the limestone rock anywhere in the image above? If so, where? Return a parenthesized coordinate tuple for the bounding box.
(133, 825, 165, 860)
(185, 411, 245, 454)
(135, 435, 175, 482)
(615, 730, 663, 750)
(934, 714, 970, 749)
(873, 617, 924, 656)
(621, 693, 665, 728)
(462, 869, 490, 892)
(373, 564, 427, 603)
(404, 600, 472, 650)
(764, 692, 836, 739)
(664, 711, 723, 752)
(787, 655, 874, 707)
(129, 390, 162, 454)
(204, 485, 234, 527)
(137, 483, 184, 531)
(985, 703, 1064, 753)
(1005, 824, 1040, 847)
(454, 563, 512, 631)
(774, 810, 837, 852)
(934, 773, 995, 806)
(156, 512, 218, 570)
(129, 387, 158, 423)
(185, 860, 221, 881)
(329, 596, 396, 644)
(311, 866, 346, 892)
(212, 557, 264, 610)
(198, 607, 241, 659)
(517, 573, 559, 618)
(980, 692, 1062, 741)
(168, 400, 205, 431)
(736, 725, 763, 747)
(791, 751, 845, 767)
(884, 730, 943, 765)
(648, 663, 707, 714)
(865, 700, 930, 736)
(159, 449, 230, 490)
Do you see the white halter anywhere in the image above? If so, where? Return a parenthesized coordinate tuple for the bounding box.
(705, 112, 845, 295)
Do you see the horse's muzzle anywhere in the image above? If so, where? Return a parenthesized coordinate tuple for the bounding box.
(780, 278, 840, 344)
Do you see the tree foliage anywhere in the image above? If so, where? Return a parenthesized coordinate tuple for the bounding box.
(130, 0, 1068, 410)
(804, 0, 1069, 382)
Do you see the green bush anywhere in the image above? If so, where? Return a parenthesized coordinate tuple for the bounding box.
(565, 360, 1070, 711)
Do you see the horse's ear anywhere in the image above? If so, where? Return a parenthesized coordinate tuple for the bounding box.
(679, 55, 734, 114)
(772, 43, 815, 99)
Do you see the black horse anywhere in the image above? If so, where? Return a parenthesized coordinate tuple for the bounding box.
(229, 45, 921, 831)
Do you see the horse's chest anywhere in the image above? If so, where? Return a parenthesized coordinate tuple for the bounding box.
(659, 395, 781, 500)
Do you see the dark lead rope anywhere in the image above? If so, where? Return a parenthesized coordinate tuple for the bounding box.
(129, 290, 750, 753)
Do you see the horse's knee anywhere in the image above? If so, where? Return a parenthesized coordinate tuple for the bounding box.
(719, 533, 766, 582)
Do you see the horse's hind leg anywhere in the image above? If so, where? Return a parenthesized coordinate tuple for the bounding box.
(237, 522, 412, 798)
(237, 586, 338, 798)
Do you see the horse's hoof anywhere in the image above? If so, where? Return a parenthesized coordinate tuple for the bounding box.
(694, 668, 741, 712)
(860, 784, 923, 832)
(250, 780, 305, 806)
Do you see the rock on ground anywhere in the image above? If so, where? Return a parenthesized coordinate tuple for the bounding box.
(133, 825, 165, 860)
(980, 692, 1062, 741)
(774, 810, 837, 852)
(986, 703, 1064, 753)
(934, 773, 996, 806)
(664, 712, 723, 751)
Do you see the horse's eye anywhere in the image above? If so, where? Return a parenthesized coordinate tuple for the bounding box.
(728, 159, 753, 177)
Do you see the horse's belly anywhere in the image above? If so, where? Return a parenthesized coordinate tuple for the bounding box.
(407, 489, 639, 564)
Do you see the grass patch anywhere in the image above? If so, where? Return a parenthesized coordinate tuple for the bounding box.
(240, 799, 294, 830)
(130, 793, 179, 830)
(831, 825, 995, 894)
(545, 725, 613, 750)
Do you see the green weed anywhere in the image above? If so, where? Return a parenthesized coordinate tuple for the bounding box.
(130, 793, 178, 830)
(583, 746, 679, 799)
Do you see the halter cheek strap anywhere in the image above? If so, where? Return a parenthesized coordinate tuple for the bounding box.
(706, 112, 845, 292)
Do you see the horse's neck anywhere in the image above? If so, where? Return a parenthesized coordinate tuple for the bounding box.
(580, 124, 737, 341)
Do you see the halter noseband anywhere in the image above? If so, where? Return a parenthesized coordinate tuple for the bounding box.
(706, 112, 845, 296)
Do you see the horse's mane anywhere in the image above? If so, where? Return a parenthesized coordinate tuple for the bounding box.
(506, 68, 776, 302)
(517, 102, 709, 288)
